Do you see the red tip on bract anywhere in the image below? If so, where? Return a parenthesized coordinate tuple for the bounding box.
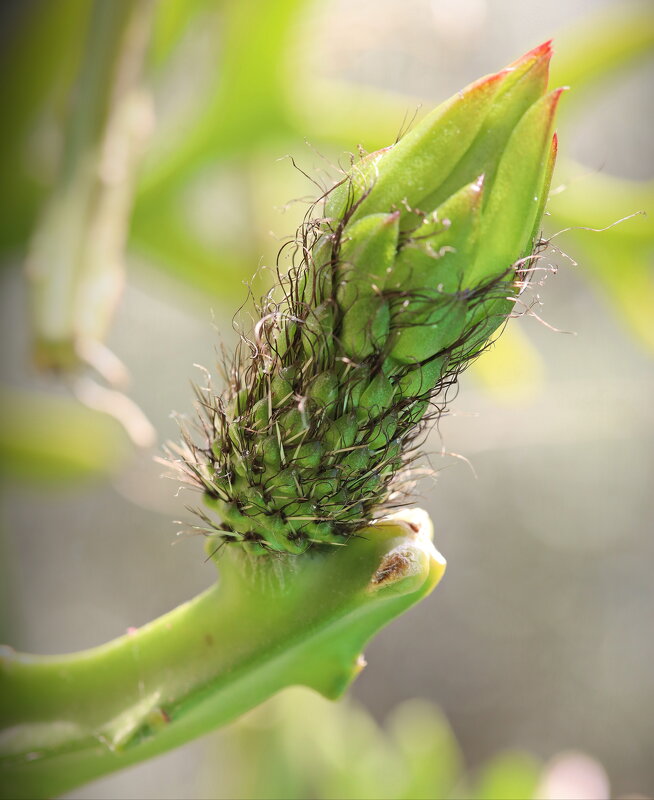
(506, 40, 553, 82)
(509, 40, 553, 69)
(467, 40, 553, 97)
(547, 86, 567, 121)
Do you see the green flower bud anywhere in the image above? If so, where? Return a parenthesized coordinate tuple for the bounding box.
(175, 43, 562, 555)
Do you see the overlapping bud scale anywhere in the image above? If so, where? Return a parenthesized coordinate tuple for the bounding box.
(178, 43, 561, 555)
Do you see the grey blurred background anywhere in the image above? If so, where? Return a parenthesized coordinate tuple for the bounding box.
(1, 0, 652, 797)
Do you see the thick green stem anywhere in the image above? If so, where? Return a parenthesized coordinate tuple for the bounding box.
(27, 0, 154, 371)
(0, 511, 445, 799)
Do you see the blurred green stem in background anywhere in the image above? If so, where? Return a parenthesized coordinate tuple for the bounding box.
(26, 0, 154, 371)
(0, 512, 445, 799)
(0, 0, 88, 255)
(212, 688, 545, 800)
(549, 2, 654, 109)
(0, 388, 129, 483)
(210, 686, 612, 799)
(547, 2, 654, 352)
(548, 160, 653, 350)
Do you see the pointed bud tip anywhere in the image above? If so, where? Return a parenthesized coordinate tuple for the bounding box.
(532, 39, 554, 58)
(511, 40, 554, 68)
(548, 86, 567, 117)
(468, 41, 554, 97)
(504, 40, 553, 85)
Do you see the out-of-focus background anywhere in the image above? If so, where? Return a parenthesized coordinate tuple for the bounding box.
(1, 0, 652, 798)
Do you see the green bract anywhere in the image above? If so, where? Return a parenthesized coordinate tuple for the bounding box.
(175, 43, 561, 555)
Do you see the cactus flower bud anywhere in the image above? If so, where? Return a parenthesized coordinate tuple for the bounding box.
(175, 43, 561, 555)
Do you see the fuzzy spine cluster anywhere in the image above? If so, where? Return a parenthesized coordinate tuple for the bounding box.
(177, 185, 525, 555)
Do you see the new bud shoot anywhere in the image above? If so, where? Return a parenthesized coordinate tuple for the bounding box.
(174, 43, 561, 555)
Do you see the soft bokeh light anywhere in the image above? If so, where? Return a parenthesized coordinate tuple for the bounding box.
(1, 0, 652, 797)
